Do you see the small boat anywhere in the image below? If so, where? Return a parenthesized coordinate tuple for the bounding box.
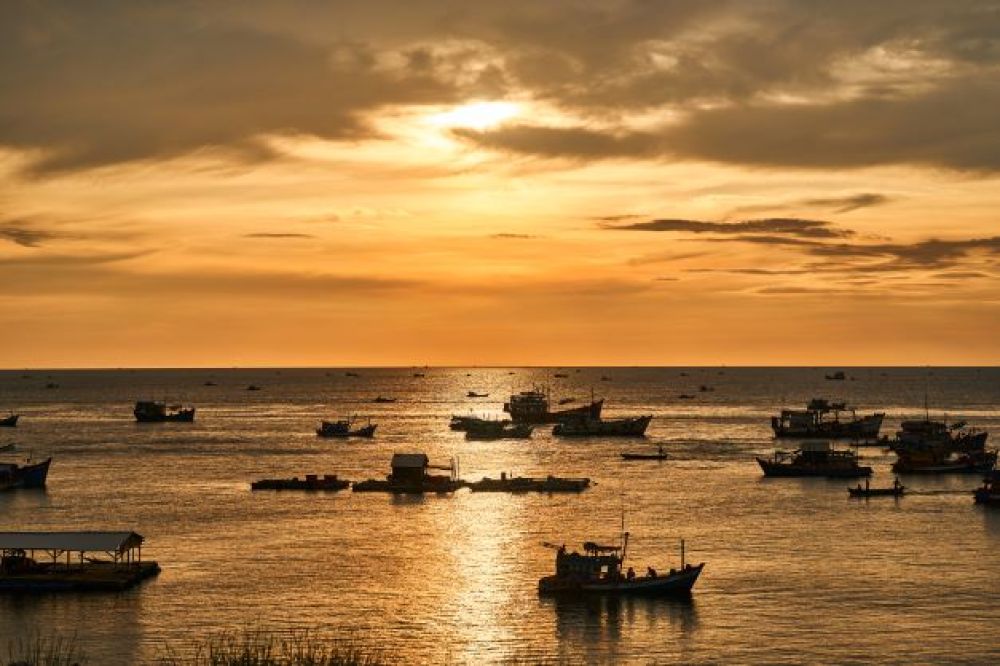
(345, 372, 360, 377)
(538, 533, 703, 597)
(44, 382, 59, 389)
(553, 416, 652, 437)
(251, 474, 350, 491)
(246, 385, 262, 391)
(133, 401, 195, 423)
(825, 371, 846, 381)
(848, 478, 905, 498)
(450, 415, 499, 431)
(0, 414, 18, 428)
(0, 456, 51, 490)
(468, 474, 590, 493)
(772, 398, 885, 440)
(465, 421, 534, 440)
(316, 419, 377, 438)
(600, 376, 612, 382)
(698, 385, 714, 392)
(677, 394, 695, 400)
(621, 446, 668, 461)
(0, 444, 15, 453)
(554, 373, 569, 378)
(373, 396, 397, 403)
(467, 391, 489, 398)
(413, 372, 425, 378)
(203, 381, 217, 387)
(757, 441, 872, 478)
(973, 470, 1000, 505)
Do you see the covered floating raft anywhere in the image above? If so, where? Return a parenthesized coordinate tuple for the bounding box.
(0, 531, 159, 592)
(252, 474, 350, 491)
(468, 473, 590, 493)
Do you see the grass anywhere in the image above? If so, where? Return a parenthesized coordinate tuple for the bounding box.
(157, 628, 387, 666)
(4, 633, 85, 666)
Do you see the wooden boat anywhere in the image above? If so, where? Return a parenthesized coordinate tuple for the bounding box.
(466, 391, 489, 398)
(0, 457, 51, 490)
(449, 415, 503, 431)
(757, 441, 872, 478)
(504, 389, 602, 424)
(538, 534, 703, 597)
(553, 416, 652, 437)
(973, 471, 1000, 505)
(352, 453, 465, 494)
(677, 394, 695, 400)
(621, 447, 668, 461)
(0, 414, 18, 428)
(464, 421, 534, 440)
(0, 444, 14, 454)
(771, 398, 884, 440)
(133, 401, 195, 423)
(373, 396, 397, 403)
(251, 474, 350, 491)
(468, 474, 590, 493)
(848, 478, 905, 498)
(558, 398, 576, 405)
(316, 419, 376, 438)
(890, 419, 993, 473)
(246, 385, 261, 391)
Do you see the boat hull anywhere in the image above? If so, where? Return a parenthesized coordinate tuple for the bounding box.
(621, 453, 668, 461)
(0, 415, 18, 427)
(757, 457, 872, 478)
(0, 458, 51, 489)
(506, 400, 604, 425)
(553, 415, 651, 437)
(540, 563, 704, 597)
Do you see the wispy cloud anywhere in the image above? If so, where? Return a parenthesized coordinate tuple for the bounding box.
(243, 233, 315, 240)
(605, 217, 853, 239)
(490, 233, 537, 239)
(0, 221, 51, 247)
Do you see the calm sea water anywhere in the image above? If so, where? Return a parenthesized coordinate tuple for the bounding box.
(1, 367, 998, 664)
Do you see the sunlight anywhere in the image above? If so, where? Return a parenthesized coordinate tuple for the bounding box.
(427, 101, 520, 131)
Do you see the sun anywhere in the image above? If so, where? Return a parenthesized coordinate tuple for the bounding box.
(427, 101, 520, 131)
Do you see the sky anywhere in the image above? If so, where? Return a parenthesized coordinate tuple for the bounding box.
(1, 0, 999, 367)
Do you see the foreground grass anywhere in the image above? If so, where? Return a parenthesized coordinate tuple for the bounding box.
(4, 634, 85, 666)
(157, 629, 387, 666)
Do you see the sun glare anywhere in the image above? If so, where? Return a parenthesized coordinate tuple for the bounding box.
(428, 101, 520, 131)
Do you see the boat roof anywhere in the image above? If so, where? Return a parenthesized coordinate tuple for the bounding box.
(391, 453, 429, 468)
(0, 531, 143, 554)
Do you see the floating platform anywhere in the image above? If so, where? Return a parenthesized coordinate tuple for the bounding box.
(351, 479, 466, 494)
(0, 561, 160, 592)
(251, 475, 350, 491)
(468, 475, 590, 493)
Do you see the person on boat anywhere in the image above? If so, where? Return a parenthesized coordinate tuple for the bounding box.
(647, 566, 657, 579)
(626, 567, 635, 581)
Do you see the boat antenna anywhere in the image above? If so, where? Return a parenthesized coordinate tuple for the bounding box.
(924, 368, 930, 422)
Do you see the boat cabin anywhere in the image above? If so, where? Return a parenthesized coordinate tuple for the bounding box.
(504, 390, 550, 419)
(389, 453, 433, 484)
(554, 542, 623, 581)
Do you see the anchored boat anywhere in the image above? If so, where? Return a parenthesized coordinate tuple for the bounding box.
(504, 389, 602, 425)
(251, 474, 350, 491)
(316, 418, 376, 438)
(757, 441, 872, 478)
(0, 456, 52, 490)
(464, 421, 534, 440)
(0, 414, 18, 428)
(974, 471, 1000, 505)
(352, 453, 465, 494)
(848, 478, 905, 498)
(468, 473, 590, 493)
(133, 401, 195, 423)
(553, 415, 652, 437)
(771, 398, 884, 440)
(621, 446, 668, 461)
(890, 419, 994, 474)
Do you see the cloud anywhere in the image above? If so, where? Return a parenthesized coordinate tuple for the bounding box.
(243, 233, 315, 239)
(732, 193, 892, 216)
(606, 217, 853, 239)
(490, 233, 536, 239)
(0, 221, 50, 247)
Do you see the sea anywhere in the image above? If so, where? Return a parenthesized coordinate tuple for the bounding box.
(1, 367, 999, 665)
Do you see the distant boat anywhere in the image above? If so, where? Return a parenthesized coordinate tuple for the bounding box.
(449, 415, 501, 431)
(621, 446, 668, 461)
(0, 444, 14, 453)
(0, 456, 51, 490)
(698, 385, 714, 393)
(849, 478, 904, 498)
(252, 474, 350, 491)
(889, 419, 993, 474)
(468, 474, 590, 493)
(133, 401, 195, 423)
(554, 373, 569, 378)
(553, 416, 652, 437)
(467, 391, 489, 398)
(373, 396, 397, 404)
(504, 389, 602, 424)
(316, 419, 376, 438)
(413, 372, 425, 378)
(600, 376, 612, 382)
(0, 414, 18, 428)
(825, 371, 846, 381)
(44, 382, 59, 389)
(345, 372, 360, 377)
(203, 381, 217, 387)
(677, 394, 695, 400)
(465, 421, 534, 440)
(771, 398, 884, 440)
(246, 385, 262, 391)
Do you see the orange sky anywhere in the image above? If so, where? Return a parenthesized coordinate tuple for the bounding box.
(1, 1, 999, 367)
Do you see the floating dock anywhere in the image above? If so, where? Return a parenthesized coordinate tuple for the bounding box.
(468, 474, 590, 493)
(251, 474, 350, 491)
(0, 531, 159, 593)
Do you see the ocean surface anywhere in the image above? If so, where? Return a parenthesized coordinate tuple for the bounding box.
(1, 367, 999, 664)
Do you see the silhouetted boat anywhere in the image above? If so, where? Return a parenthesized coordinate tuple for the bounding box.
(771, 399, 884, 440)
(504, 389, 602, 424)
(0, 456, 51, 490)
(468, 473, 590, 493)
(467, 391, 489, 398)
(373, 396, 397, 404)
(203, 381, 217, 387)
(621, 446, 668, 461)
(345, 372, 360, 377)
(890, 419, 993, 473)
(538, 533, 703, 597)
(825, 371, 846, 380)
(251, 474, 350, 491)
(352, 453, 464, 493)
(677, 394, 695, 400)
(449, 415, 502, 431)
(465, 421, 534, 440)
(0, 444, 14, 454)
(600, 376, 612, 382)
(849, 478, 904, 498)
(553, 416, 652, 437)
(246, 385, 261, 391)
(699, 385, 714, 392)
(44, 382, 58, 389)
(316, 419, 377, 438)
(757, 441, 872, 478)
(0, 414, 18, 428)
(413, 372, 425, 378)
(133, 401, 195, 423)
(554, 373, 569, 378)
(974, 470, 1000, 505)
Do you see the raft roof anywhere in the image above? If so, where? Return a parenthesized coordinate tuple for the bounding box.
(391, 453, 429, 468)
(0, 531, 143, 554)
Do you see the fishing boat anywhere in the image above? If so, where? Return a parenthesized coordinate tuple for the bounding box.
(553, 415, 652, 437)
(554, 373, 569, 378)
(133, 401, 195, 423)
(0, 456, 51, 490)
(0, 445, 14, 454)
(771, 399, 884, 440)
(464, 421, 534, 440)
(251, 474, 350, 491)
(468, 473, 590, 493)
(246, 385, 261, 391)
(538, 529, 703, 597)
(677, 394, 694, 400)
(973, 471, 1000, 505)
(373, 396, 397, 404)
(848, 478, 905, 498)
(449, 414, 503, 431)
(0, 414, 18, 428)
(890, 419, 993, 473)
(466, 391, 489, 398)
(757, 441, 872, 478)
(825, 371, 846, 381)
(504, 389, 602, 424)
(621, 446, 668, 461)
(316, 418, 377, 438)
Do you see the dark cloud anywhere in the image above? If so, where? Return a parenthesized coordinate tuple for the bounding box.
(243, 233, 315, 239)
(490, 233, 536, 239)
(0, 221, 50, 247)
(732, 193, 892, 216)
(452, 126, 659, 160)
(606, 217, 853, 239)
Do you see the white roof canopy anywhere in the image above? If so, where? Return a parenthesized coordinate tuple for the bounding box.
(0, 531, 143, 554)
